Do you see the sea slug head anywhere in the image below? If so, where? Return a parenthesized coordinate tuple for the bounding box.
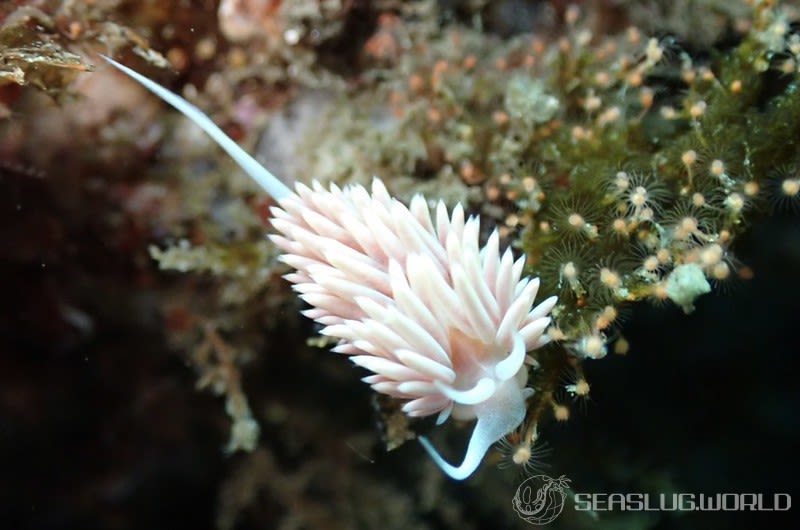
(417, 330, 534, 480)
(415, 270, 555, 480)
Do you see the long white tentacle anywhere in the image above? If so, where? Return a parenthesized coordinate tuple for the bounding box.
(101, 55, 292, 201)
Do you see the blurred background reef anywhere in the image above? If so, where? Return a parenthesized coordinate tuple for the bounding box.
(0, 1, 798, 529)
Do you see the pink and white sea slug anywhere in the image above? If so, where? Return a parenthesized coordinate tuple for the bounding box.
(103, 56, 557, 480)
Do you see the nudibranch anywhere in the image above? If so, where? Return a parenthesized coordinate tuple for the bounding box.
(103, 56, 557, 480)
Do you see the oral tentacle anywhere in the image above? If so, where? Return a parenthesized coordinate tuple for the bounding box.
(495, 334, 526, 381)
(434, 377, 496, 405)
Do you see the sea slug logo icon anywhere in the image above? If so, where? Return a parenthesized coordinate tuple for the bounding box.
(513, 474, 571, 525)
